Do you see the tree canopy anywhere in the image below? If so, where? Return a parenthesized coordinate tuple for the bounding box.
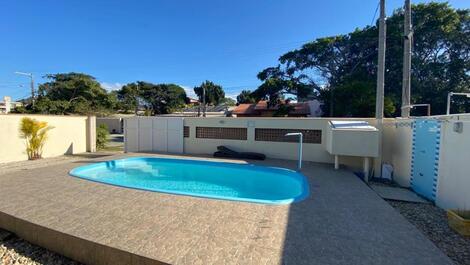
(117, 83, 140, 114)
(34, 73, 117, 115)
(27, 74, 188, 116)
(255, 3, 469, 116)
(193, 81, 225, 106)
(116, 82, 188, 115)
(253, 67, 314, 107)
(139, 83, 188, 115)
(236, 90, 256, 104)
(220, 97, 237, 106)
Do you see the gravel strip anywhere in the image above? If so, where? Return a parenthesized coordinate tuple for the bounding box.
(388, 200, 470, 265)
(0, 229, 81, 265)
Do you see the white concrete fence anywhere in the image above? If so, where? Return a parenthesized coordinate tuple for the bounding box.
(381, 115, 470, 209)
(124, 115, 470, 210)
(0, 114, 96, 164)
(125, 117, 379, 169)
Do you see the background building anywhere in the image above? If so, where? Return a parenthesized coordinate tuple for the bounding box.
(0, 96, 23, 114)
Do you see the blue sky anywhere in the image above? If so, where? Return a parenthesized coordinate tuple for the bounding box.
(0, 0, 468, 100)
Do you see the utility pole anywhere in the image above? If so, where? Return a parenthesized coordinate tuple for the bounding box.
(401, 0, 412, 117)
(376, 0, 386, 120)
(202, 86, 206, 117)
(374, 0, 386, 178)
(15, 71, 35, 106)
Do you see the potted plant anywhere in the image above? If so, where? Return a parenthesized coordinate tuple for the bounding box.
(447, 209, 470, 236)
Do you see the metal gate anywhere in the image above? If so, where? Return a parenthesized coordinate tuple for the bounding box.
(124, 117, 184, 154)
(410, 119, 441, 201)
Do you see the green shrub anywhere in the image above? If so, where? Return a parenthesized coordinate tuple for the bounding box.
(96, 124, 109, 149)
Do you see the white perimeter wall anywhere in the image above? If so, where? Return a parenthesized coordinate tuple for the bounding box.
(436, 120, 470, 209)
(123, 115, 470, 209)
(381, 118, 413, 187)
(0, 114, 91, 164)
(379, 114, 470, 209)
(97, 118, 123, 134)
(183, 117, 377, 169)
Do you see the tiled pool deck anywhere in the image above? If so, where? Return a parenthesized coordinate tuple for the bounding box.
(0, 153, 452, 265)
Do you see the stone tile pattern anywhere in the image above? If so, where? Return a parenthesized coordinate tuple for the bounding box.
(0, 153, 453, 265)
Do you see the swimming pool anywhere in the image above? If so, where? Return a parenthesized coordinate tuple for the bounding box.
(69, 157, 309, 204)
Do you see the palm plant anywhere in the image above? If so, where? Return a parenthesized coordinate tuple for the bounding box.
(19, 117, 54, 160)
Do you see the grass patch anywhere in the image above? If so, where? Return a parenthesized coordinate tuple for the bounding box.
(99, 145, 124, 152)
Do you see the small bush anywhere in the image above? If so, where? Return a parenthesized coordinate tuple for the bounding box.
(96, 124, 109, 149)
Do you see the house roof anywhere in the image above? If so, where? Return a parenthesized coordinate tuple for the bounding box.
(232, 103, 257, 115)
(188, 97, 199, 104)
(233, 100, 310, 116)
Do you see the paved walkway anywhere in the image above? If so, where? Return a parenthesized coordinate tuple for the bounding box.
(0, 154, 453, 265)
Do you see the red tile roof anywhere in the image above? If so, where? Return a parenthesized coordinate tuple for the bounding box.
(232, 103, 257, 115)
(254, 100, 268, 110)
(233, 100, 310, 116)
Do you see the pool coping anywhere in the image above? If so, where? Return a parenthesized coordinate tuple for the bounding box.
(0, 153, 454, 265)
(0, 211, 165, 265)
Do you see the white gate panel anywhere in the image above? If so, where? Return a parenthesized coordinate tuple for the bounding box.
(124, 117, 183, 154)
(124, 118, 139, 152)
(138, 118, 153, 151)
(153, 119, 168, 152)
(167, 118, 184, 153)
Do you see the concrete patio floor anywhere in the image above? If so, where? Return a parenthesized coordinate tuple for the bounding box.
(0, 153, 453, 265)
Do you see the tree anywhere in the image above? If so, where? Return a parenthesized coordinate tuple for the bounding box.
(236, 90, 256, 104)
(273, 100, 295, 117)
(257, 3, 469, 117)
(34, 73, 116, 114)
(193, 81, 225, 116)
(117, 83, 141, 114)
(194, 81, 225, 105)
(253, 67, 315, 107)
(220, 97, 237, 106)
(33, 98, 70, 115)
(139, 82, 187, 115)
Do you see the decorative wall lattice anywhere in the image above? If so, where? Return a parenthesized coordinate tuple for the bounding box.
(184, 126, 190, 138)
(255, 128, 322, 144)
(196, 127, 247, 140)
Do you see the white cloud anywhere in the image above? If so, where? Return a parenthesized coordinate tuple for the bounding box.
(101, 82, 124, 91)
(180, 85, 197, 98)
(225, 93, 238, 100)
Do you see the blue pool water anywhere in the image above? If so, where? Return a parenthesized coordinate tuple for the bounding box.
(69, 157, 309, 204)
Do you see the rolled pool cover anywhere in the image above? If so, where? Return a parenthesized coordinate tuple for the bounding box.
(213, 146, 266, 160)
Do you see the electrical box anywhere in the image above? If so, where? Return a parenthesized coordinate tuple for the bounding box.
(453, 122, 463, 133)
(326, 121, 379, 157)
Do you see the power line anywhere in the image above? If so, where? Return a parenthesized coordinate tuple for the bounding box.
(370, 1, 380, 26)
(0, 82, 30, 86)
